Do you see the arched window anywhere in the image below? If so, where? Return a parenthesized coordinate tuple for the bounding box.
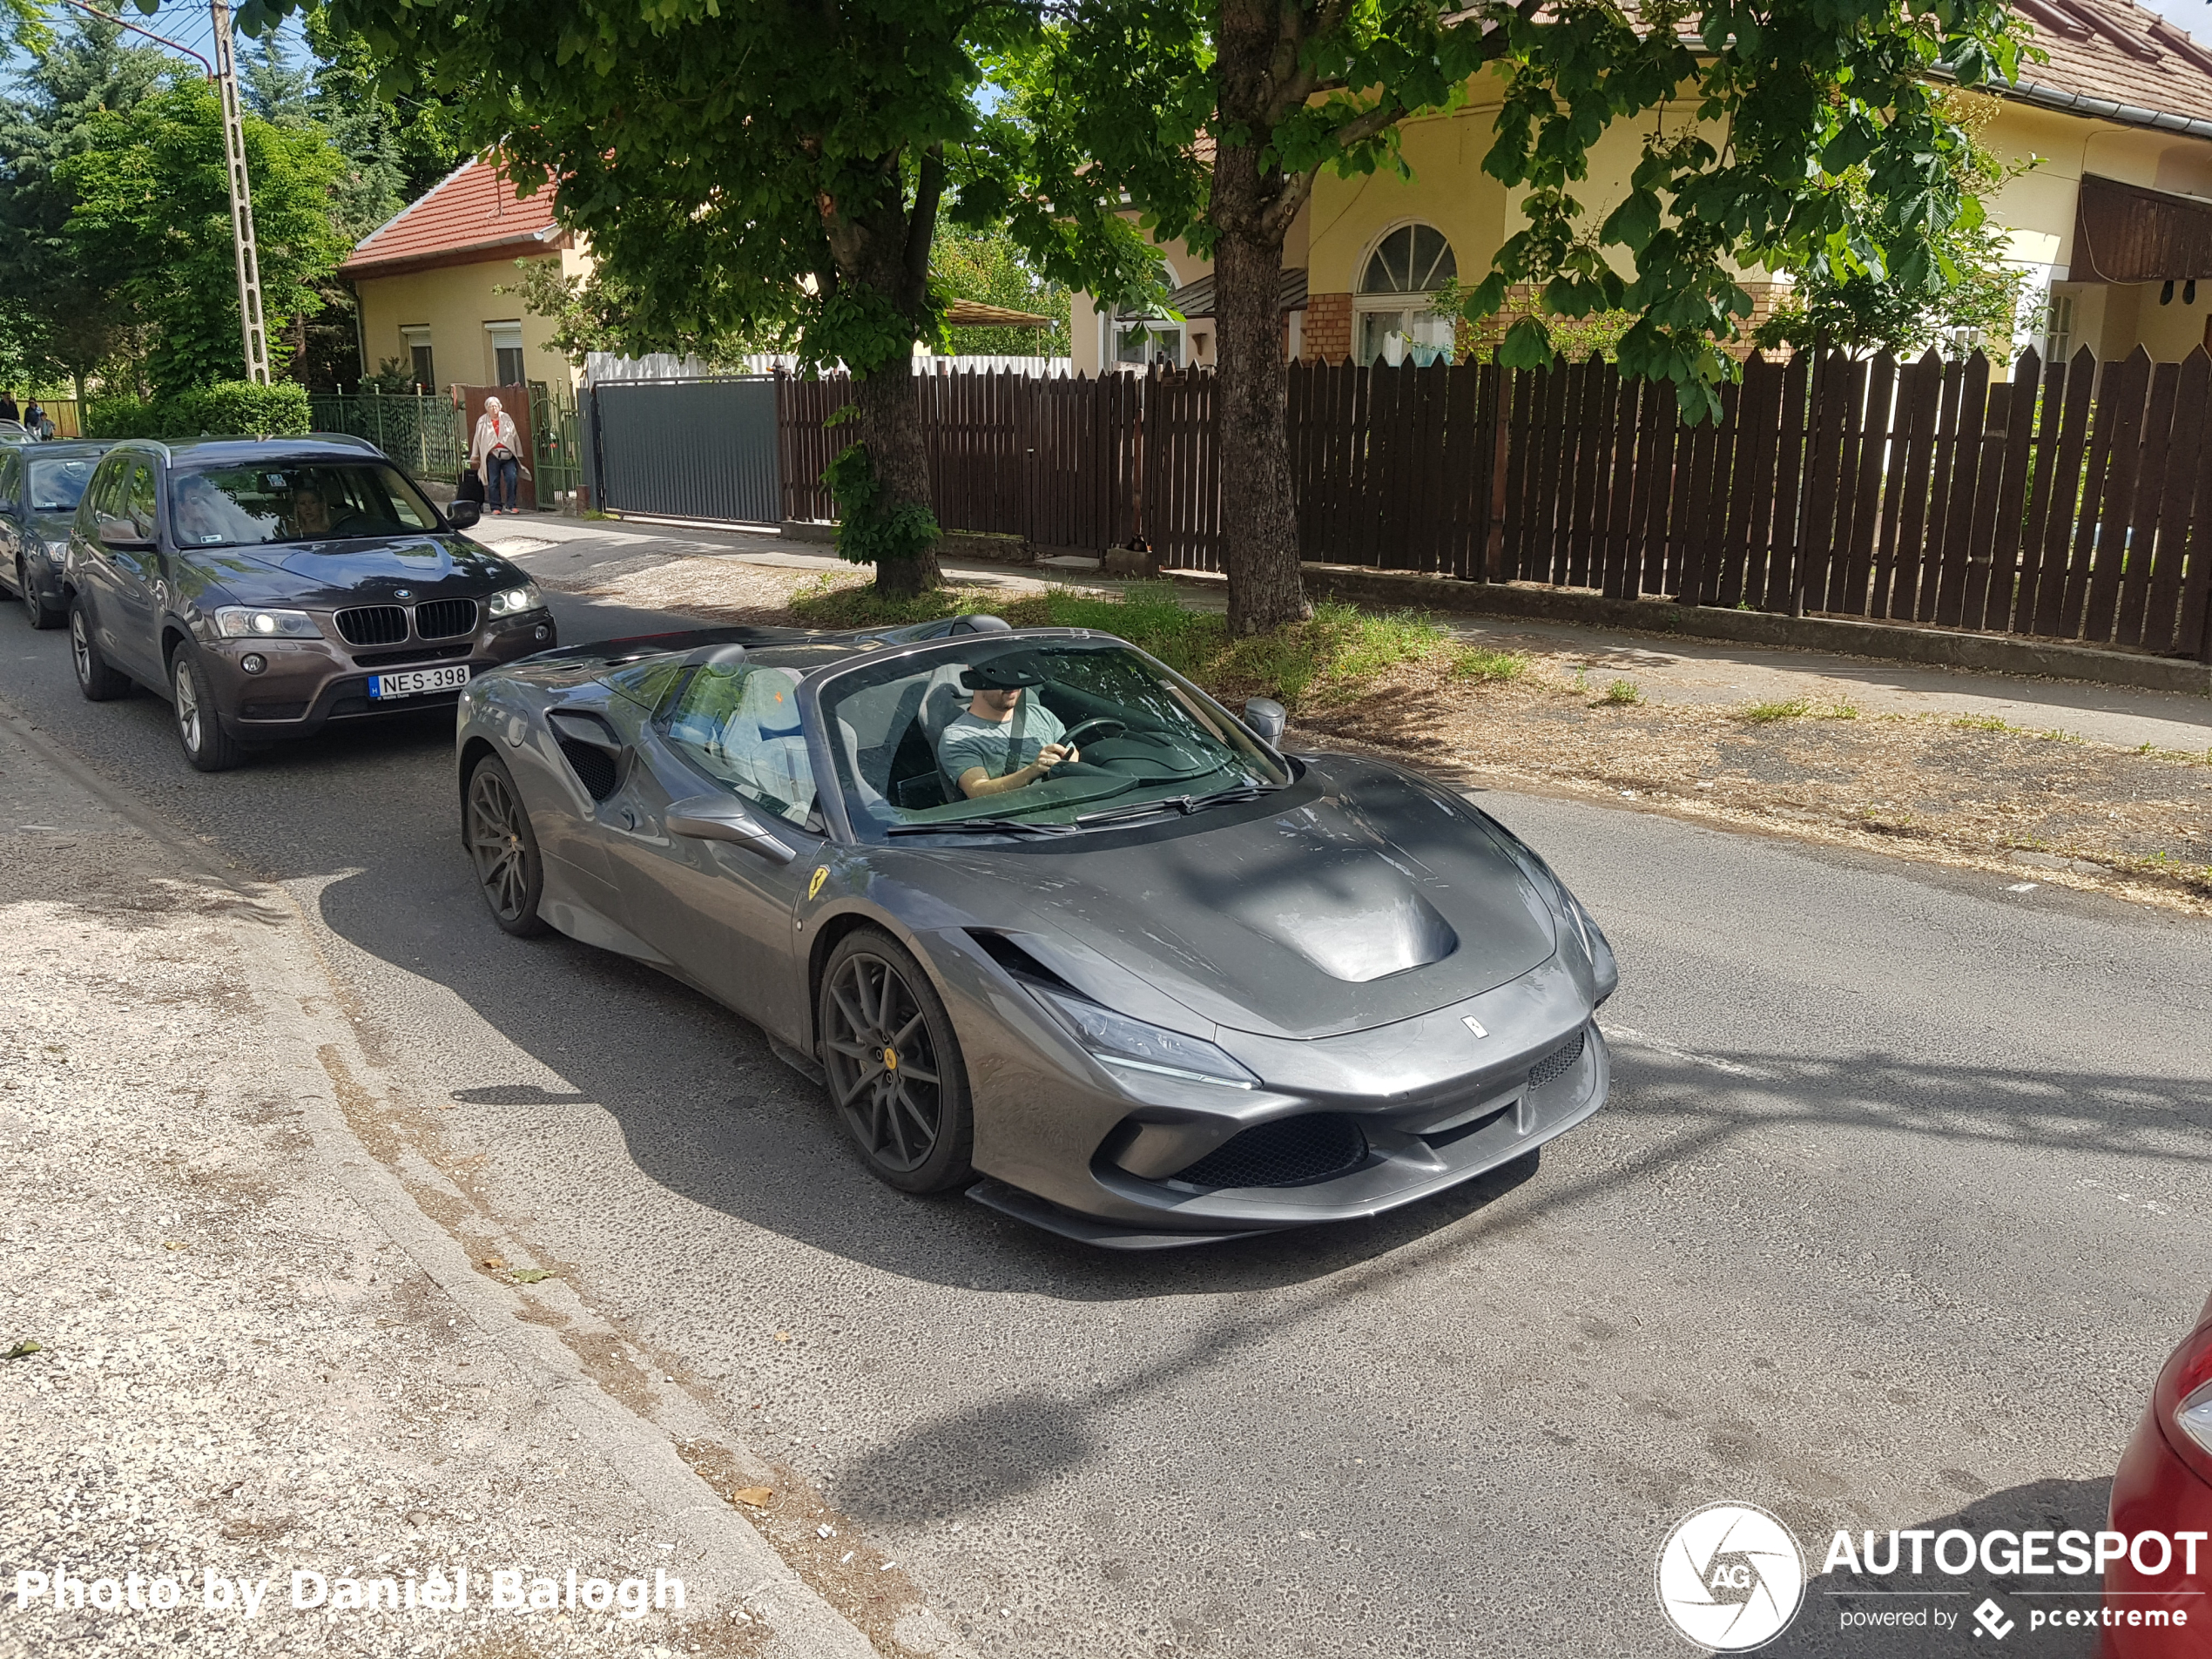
(1355, 224, 1458, 367)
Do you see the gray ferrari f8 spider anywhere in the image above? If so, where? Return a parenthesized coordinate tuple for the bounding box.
(456, 617, 1616, 1248)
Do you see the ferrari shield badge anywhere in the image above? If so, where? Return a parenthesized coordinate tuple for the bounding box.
(807, 867, 829, 902)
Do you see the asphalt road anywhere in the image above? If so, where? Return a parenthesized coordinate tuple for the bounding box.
(4, 585, 2209, 1659)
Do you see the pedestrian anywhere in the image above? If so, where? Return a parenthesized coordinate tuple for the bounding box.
(467, 395, 528, 516)
(0, 390, 18, 425)
(24, 399, 48, 440)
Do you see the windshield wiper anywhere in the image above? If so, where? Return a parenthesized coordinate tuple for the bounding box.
(885, 815, 1076, 837)
(1073, 782, 1281, 826)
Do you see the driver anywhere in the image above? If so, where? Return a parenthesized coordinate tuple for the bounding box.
(938, 656, 1081, 799)
(288, 482, 333, 537)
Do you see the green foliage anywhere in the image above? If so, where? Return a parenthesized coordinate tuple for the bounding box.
(239, 0, 1061, 379)
(1002, 0, 2027, 422)
(60, 79, 346, 395)
(821, 444, 942, 570)
(1755, 96, 2033, 361)
(933, 220, 1072, 357)
(0, 16, 169, 392)
(85, 380, 312, 439)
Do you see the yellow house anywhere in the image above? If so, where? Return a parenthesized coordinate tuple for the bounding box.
(1072, 0, 2212, 374)
(339, 158, 587, 393)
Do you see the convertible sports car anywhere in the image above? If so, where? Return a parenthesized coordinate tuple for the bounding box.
(458, 617, 1616, 1247)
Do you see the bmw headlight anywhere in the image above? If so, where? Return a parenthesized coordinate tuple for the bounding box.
(487, 583, 543, 617)
(213, 606, 322, 640)
(1027, 983, 1258, 1089)
(44, 538, 68, 565)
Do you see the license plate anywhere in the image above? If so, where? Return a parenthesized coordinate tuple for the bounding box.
(368, 664, 471, 700)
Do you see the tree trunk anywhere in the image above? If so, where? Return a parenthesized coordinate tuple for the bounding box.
(1211, 11, 1309, 636)
(851, 363, 941, 600)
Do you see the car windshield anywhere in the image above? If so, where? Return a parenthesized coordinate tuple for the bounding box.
(29, 457, 97, 513)
(168, 462, 441, 547)
(819, 637, 1289, 840)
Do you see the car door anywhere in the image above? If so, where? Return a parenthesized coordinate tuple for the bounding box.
(0, 451, 22, 586)
(71, 454, 132, 650)
(599, 660, 822, 1046)
(106, 460, 167, 679)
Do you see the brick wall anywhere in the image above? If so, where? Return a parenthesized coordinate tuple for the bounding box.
(1303, 292, 1352, 363)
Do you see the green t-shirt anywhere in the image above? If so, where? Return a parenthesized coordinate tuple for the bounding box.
(938, 702, 1069, 786)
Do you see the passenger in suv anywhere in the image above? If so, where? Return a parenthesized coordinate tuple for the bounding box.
(64, 436, 558, 772)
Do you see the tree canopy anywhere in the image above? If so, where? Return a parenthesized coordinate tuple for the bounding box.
(62, 77, 347, 395)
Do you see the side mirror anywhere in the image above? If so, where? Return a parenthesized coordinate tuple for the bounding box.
(447, 499, 483, 529)
(1243, 697, 1287, 747)
(665, 795, 799, 866)
(98, 516, 154, 553)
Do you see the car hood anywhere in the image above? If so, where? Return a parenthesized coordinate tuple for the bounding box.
(891, 759, 1559, 1040)
(29, 509, 78, 543)
(192, 536, 523, 606)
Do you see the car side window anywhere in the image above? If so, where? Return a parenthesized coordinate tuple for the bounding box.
(80, 457, 129, 534)
(660, 664, 819, 828)
(125, 463, 158, 540)
(0, 451, 19, 506)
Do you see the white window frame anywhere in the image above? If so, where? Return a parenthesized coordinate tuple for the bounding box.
(1353, 221, 1459, 368)
(483, 320, 526, 387)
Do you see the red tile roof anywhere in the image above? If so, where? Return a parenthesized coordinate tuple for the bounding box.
(340, 159, 569, 279)
(2006, 0, 2212, 127)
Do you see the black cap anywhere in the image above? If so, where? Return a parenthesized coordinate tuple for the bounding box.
(961, 654, 1051, 691)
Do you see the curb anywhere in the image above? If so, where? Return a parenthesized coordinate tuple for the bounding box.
(1296, 563, 2212, 698)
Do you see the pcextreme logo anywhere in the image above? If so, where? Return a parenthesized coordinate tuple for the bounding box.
(1656, 1502, 1809, 1651)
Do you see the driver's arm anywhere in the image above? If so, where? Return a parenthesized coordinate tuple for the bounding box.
(956, 741, 1076, 799)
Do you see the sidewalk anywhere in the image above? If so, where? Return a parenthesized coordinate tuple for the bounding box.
(489, 516, 2211, 755)
(0, 705, 927, 1659)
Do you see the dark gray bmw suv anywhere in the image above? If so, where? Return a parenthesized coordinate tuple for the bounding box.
(64, 435, 557, 771)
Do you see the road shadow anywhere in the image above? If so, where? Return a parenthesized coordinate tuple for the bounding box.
(1768, 1477, 2111, 1657)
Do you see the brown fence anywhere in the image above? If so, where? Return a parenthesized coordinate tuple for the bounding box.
(775, 348, 2212, 661)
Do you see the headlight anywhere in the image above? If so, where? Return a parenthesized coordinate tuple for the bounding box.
(44, 539, 67, 564)
(213, 606, 322, 640)
(487, 583, 543, 617)
(1027, 983, 1258, 1089)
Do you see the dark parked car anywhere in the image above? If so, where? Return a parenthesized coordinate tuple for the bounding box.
(0, 439, 111, 630)
(64, 436, 556, 771)
(455, 619, 1615, 1248)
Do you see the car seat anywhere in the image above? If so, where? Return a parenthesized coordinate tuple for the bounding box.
(915, 664, 981, 800)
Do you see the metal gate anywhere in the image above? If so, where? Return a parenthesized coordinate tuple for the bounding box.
(587, 376, 779, 523)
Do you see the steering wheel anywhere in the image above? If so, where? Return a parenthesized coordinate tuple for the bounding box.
(1057, 718, 1128, 752)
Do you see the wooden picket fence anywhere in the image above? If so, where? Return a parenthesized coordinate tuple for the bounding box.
(775, 348, 2212, 660)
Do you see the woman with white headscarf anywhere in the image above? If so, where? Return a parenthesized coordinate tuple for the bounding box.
(468, 396, 527, 515)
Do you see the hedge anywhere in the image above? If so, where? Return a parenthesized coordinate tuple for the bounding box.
(84, 381, 312, 442)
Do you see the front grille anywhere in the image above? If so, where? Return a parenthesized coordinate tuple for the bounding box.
(1528, 1028, 1588, 1089)
(415, 598, 478, 639)
(558, 738, 619, 800)
(335, 604, 408, 646)
(1170, 1115, 1369, 1190)
(350, 643, 472, 669)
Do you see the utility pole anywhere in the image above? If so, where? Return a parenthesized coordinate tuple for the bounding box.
(208, 0, 271, 386)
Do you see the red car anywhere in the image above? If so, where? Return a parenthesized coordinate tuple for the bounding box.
(2105, 1291, 2212, 1656)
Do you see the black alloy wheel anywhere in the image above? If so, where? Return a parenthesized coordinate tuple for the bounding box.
(466, 754, 549, 937)
(19, 556, 60, 630)
(171, 648, 246, 772)
(819, 928, 973, 1193)
(69, 594, 132, 701)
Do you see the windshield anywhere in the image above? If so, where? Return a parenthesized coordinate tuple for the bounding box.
(29, 457, 96, 513)
(169, 462, 441, 548)
(820, 637, 1289, 841)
